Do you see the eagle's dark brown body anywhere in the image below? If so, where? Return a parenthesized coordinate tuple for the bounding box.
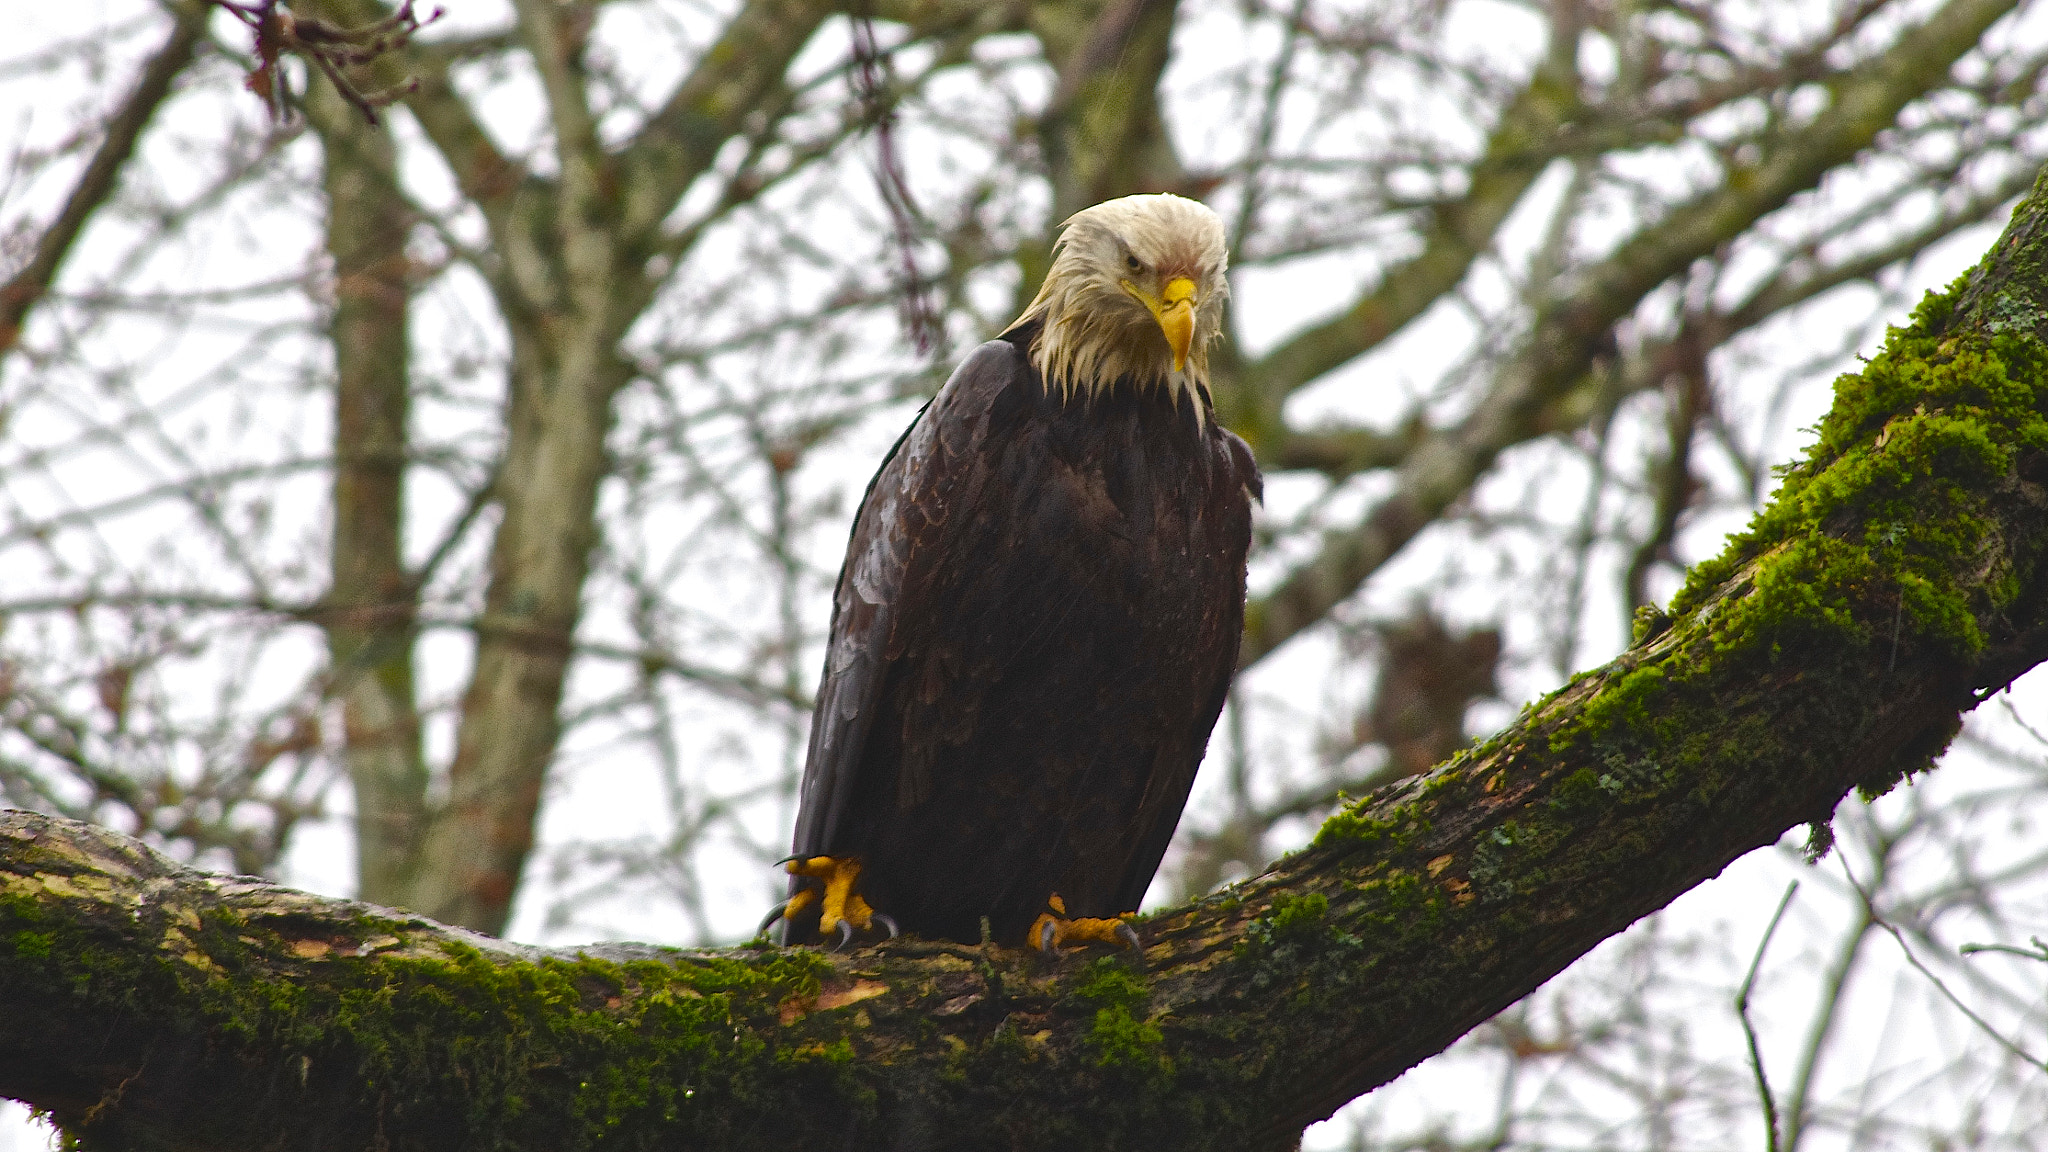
(785, 326, 1259, 945)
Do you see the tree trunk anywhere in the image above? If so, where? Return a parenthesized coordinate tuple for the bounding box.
(308, 77, 430, 909)
(6, 160, 2048, 1150)
(290, 0, 841, 935)
(403, 319, 629, 933)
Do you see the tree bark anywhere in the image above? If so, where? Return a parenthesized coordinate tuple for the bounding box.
(307, 74, 430, 908)
(290, 0, 842, 935)
(7, 159, 2048, 1149)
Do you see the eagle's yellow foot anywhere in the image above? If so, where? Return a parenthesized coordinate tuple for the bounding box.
(1030, 893, 1141, 953)
(759, 855, 897, 950)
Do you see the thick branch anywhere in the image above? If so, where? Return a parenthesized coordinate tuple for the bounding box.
(1240, 0, 2021, 665)
(1011, 0, 1190, 311)
(304, 0, 524, 223)
(1258, 141, 2047, 486)
(0, 1, 208, 357)
(7, 160, 2048, 1149)
(1217, 6, 1581, 444)
(616, 0, 839, 243)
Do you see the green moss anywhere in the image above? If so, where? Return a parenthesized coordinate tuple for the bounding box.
(0, 878, 883, 1149)
(1069, 955, 1147, 1012)
(1517, 273, 2048, 805)
(1219, 870, 1452, 1041)
(1068, 958, 1165, 1073)
(1312, 798, 1432, 853)
(1667, 278, 2048, 660)
(1555, 665, 1667, 753)
(1086, 1004, 1164, 1072)
(296, 943, 860, 1143)
(1267, 893, 1328, 938)
(1548, 768, 1609, 814)
(1234, 893, 1330, 964)
(776, 1037, 858, 1067)
(9, 929, 53, 959)
(1346, 873, 1443, 939)
(1631, 604, 1673, 645)
(1468, 825, 1520, 904)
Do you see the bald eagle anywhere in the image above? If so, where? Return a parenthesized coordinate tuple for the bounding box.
(771, 193, 1259, 949)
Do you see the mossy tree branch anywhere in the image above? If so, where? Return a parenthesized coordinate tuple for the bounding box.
(7, 159, 2048, 1147)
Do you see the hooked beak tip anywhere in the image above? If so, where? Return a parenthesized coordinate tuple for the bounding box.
(1122, 275, 1199, 373)
(1158, 276, 1197, 372)
(1161, 305, 1194, 372)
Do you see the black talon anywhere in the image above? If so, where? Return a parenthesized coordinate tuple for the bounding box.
(1116, 922, 1141, 951)
(756, 900, 790, 936)
(875, 913, 899, 940)
(833, 919, 854, 951)
(1039, 918, 1057, 952)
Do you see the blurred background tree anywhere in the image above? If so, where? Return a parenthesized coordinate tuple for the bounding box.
(3, 0, 2047, 1146)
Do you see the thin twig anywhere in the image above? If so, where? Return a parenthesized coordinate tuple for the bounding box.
(847, 2, 940, 356)
(1736, 880, 1799, 1152)
(1960, 936, 2048, 963)
(1842, 858, 2048, 1073)
(211, 0, 442, 124)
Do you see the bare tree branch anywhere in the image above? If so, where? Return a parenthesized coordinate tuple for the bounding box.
(1241, 0, 2025, 666)
(0, 0, 208, 357)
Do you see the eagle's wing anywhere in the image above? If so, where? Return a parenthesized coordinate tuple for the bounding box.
(1107, 425, 1263, 914)
(789, 339, 1024, 864)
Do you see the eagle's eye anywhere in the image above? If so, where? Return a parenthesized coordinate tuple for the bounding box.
(1125, 253, 1143, 272)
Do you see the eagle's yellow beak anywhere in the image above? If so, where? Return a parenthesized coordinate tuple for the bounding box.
(1122, 276, 1199, 372)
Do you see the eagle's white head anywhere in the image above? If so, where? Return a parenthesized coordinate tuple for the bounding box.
(1010, 193, 1229, 413)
